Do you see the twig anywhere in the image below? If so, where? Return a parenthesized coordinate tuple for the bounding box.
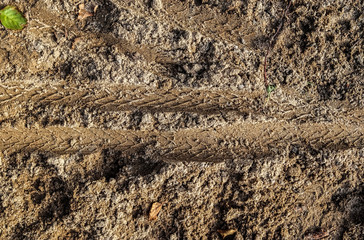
(264, 1, 292, 88)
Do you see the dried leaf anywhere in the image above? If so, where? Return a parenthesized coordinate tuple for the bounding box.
(78, 4, 93, 20)
(217, 229, 237, 239)
(149, 202, 163, 221)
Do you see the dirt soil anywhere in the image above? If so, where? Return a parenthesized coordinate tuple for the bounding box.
(0, 0, 363, 239)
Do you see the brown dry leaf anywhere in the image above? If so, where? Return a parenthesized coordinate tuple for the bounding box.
(217, 229, 237, 239)
(78, 4, 93, 20)
(149, 202, 163, 221)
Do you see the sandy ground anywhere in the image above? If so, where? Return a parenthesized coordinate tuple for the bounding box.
(0, 0, 363, 239)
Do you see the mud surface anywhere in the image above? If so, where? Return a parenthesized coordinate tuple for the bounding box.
(0, 0, 363, 239)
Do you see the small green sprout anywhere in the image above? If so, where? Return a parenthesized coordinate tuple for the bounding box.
(266, 84, 276, 98)
(264, 84, 276, 104)
(0, 6, 27, 30)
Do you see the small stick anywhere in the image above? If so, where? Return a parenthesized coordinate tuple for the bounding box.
(264, 1, 292, 88)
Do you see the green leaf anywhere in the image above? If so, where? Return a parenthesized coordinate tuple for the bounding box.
(0, 6, 27, 30)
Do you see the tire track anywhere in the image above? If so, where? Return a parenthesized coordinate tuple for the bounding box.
(1, 122, 362, 161)
(0, 82, 261, 116)
(1, 83, 363, 124)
